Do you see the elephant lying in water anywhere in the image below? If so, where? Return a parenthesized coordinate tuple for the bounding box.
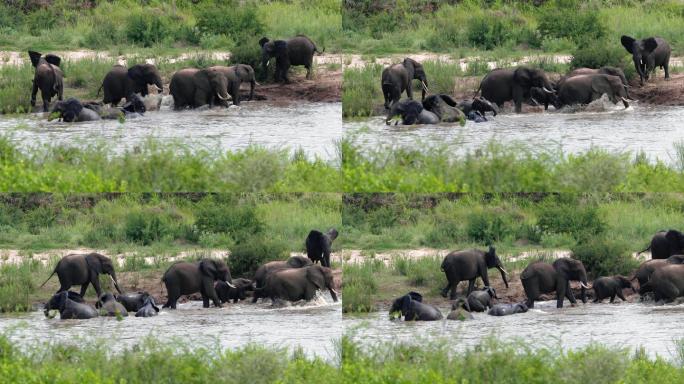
(447, 298, 474, 320)
(465, 286, 496, 312)
(96, 293, 128, 317)
(421, 94, 465, 124)
(44, 291, 98, 319)
(49, 95, 146, 122)
(116, 291, 154, 312)
(135, 295, 160, 317)
(389, 292, 442, 321)
(386, 99, 439, 125)
(488, 302, 528, 316)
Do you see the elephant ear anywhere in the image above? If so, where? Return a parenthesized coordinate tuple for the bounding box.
(665, 230, 684, 248)
(28, 51, 42, 67)
(440, 94, 459, 107)
(258, 37, 270, 47)
(513, 68, 532, 88)
(643, 37, 658, 54)
(128, 65, 145, 85)
(200, 259, 219, 279)
(44, 54, 61, 67)
(621, 35, 636, 53)
(400, 295, 412, 313)
(327, 228, 339, 241)
(306, 266, 325, 289)
(590, 75, 610, 95)
(85, 253, 104, 274)
(408, 291, 423, 302)
(274, 40, 288, 58)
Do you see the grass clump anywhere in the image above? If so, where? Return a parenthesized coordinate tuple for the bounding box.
(0, 260, 43, 312)
(342, 260, 382, 313)
(229, 236, 290, 277)
(571, 237, 639, 278)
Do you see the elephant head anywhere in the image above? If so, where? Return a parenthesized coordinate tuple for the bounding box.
(553, 257, 589, 304)
(386, 99, 423, 125)
(591, 74, 631, 108)
(482, 286, 498, 299)
(472, 96, 497, 116)
(327, 228, 339, 242)
(514, 67, 555, 95)
(665, 230, 684, 254)
(484, 246, 509, 288)
(197, 68, 230, 104)
(259, 38, 288, 73)
(287, 255, 314, 268)
(306, 265, 338, 302)
(121, 93, 146, 114)
(49, 98, 83, 122)
(621, 35, 658, 83)
(28, 51, 61, 68)
(614, 275, 636, 293)
(44, 291, 84, 316)
(402, 58, 428, 100)
(85, 253, 122, 294)
(199, 259, 235, 287)
(127, 64, 163, 94)
(389, 291, 422, 319)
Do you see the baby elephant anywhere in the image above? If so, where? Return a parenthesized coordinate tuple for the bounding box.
(592, 275, 635, 303)
(447, 298, 474, 320)
(44, 291, 98, 319)
(389, 291, 443, 321)
(488, 302, 528, 316)
(116, 291, 153, 312)
(466, 286, 497, 312)
(135, 295, 160, 317)
(96, 292, 128, 317)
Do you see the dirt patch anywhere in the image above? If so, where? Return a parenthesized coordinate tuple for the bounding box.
(254, 67, 341, 103)
(629, 74, 684, 106)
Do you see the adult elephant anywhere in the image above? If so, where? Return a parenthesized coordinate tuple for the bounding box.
(639, 230, 684, 259)
(557, 74, 631, 109)
(40, 253, 122, 297)
(306, 228, 339, 268)
(99, 64, 163, 106)
(631, 259, 668, 295)
(479, 66, 555, 113)
(422, 94, 466, 124)
(169, 68, 230, 110)
(259, 35, 321, 82)
(49, 98, 102, 122)
(261, 264, 338, 303)
(251, 256, 313, 303)
(563, 67, 629, 90)
(389, 292, 442, 321)
(592, 275, 635, 303)
(621, 36, 671, 85)
(207, 65, 243, 106)
(44, 291, 98, 319)
(520, 258, 590, 308)
(440, 246, 509, 300)
(161, 258, 236, 309)
(216, 277, 253, 304)
(650, 264, 684, 302)
(381, 58, 428, 109)
(385, 99, 439, 125)
(29, 51, 63, 112)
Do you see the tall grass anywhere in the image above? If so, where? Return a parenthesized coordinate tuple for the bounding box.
(342, 260, 382, 313)
(0, 260, 44, 312)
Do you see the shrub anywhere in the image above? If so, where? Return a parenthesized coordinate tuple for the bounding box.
(466, 210, 512, 244)
(393, 257, 442, 292)
(342, 260, 381, 313)
(229, 235, 289, 277)
(124, 211, 170, 245)
(195, 3, 264, 42)
(538, 5, 606, 44)
(537, 204, 605, 241)
(466, 15, 511, 50)
(423, 216, 463, 247)
(570, 40, 629, 71)
(571, 237, 638, 277)
(0, 260, 40, 312)
(229, 37, 265, 77)
(194, 200, 264, 244)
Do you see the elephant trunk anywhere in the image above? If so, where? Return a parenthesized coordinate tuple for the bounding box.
(497, 266, 509, 288)
(633, 57, 645, 82)
(329, 287, 338, 302)
(153, 76, 163, 93)
(620, 97, 630, 109)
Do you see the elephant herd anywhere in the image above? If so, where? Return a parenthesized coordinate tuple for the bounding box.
(39, 228, 339, 320)
(26, 34, 322, 121)
(391, 229, 684, 322)
(382, 34, 671, 125)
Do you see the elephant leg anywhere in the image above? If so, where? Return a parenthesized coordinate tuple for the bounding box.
(447, 280, 459, 300)
(565, 282, 577, 304)
(31, 80, 38, 107)
(406, 82, 413, 100)
(231, 82, 240, 106)
(616, 290, 626, 302)
(556, 280, 566, 308)
(305, 64, 312, 79)
(42, 94, 50, 112)
(164, 283, 180, 309)
(79, 283, 89, 297)
(441, 280, 451, 298)
(322, 251, 331, 268)
(664, 57, 670, 79)
(593, 296, 599, 303)
(466, 279, 476, 296)
(249, 81, 255, 100)
(91, 275, 103, 297)
(202, 278, 221, 308)
(512, 86, 524, 113)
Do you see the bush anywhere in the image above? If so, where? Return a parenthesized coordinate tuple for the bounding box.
(466, 15, 512, 50)
(537, 204, 606, 241)
(195, 3, 264, 42)
(466, 209, 514, 244)
(393, 257, 442, 292)
(229, 235, 289, 277)
(571, 237, 638, 277)
(538, 6, 606, 44)
(0, 260, 40, 312)
(229, 38, 265, 78)
(342, 260, 381, 313)
(570, 40, 629, 71)
(194, 200, 264, 244)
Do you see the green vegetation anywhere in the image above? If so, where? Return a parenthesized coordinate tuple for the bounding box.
(341, 138, 684, 191)
(0, 137, 340, 192)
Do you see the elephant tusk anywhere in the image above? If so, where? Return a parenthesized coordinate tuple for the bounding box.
(542, 87, 555, 94)
(421, 81, 429, 94)
(225, 281, 237, 289)
(216, 93, 230, 101)
(154, 85, 163, 92)
(254, 81, 261, 86)
(579, 282, 591, 289)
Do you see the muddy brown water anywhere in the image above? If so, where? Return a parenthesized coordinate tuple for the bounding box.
(0, 102, 342, 162)
(0, 292, 341, 360)
(345, 100, 684, 165)
(344, 300, 684, 359)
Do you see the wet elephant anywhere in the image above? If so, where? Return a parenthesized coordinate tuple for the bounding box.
(261, 264, 338, 303)
(116, 291, 154, 312)
(386, 99, 439, 125)
(99, 64, 163, 106)
(457, 97, 498, 117)
(632, 259, 668, 295)
(216, 277, 253, 303)
(650, 264, 684, 302)
(562, 66, 629, 91)
(488, 302, 528, 316)
(422, 94, 466, 124)
(169, 68, 231, 110)
(381, 58, 429, 109)
(40, 253, 122, 297)
(161, 258, 236, 309)
(29, 51, 63, 112)
(252, 256, 313, 303)
(48, 98, 102, 122)
(44, 291, 98, 319)
(465, 286, 497, 312)
(389, 292, 442, 321)
(306, 228, 338, 268)
(259, 35, 321, 82)
(135, 295, 160, 317)
(440, 246, 509, 300)
(447, 298, 474, 320)
(639, 230, 684, 259)
(521, 257, 590, 308)
(557, 74, 631, 108)
(96, 292, 128, 317)
(479, 66, 555, 113)
(81, 94, 147, 120)
(207, 65, 243, 106)
(229, 64, 257, 101)
(621, 36, 671, 85)
(529, 86, 560, 110)
(592, 275, 635, 303)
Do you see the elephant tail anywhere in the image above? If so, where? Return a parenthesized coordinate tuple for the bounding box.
(638, 244, 651, 254)
(39, 268, 57, 288)
(96, 83, 103, 97)
(314, 44, 325, 55)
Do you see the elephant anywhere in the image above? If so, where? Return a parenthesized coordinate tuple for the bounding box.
(479, 67, 555, 113)
(306, 228, 338, 268)
(96, 292, 128, 317)
(260, 264, 338, 303)
(44, 291, 98, 319)
(385, 99, 439, 125)
(422, 94, 466, 124)
(529, 86, 560, 110)
(488, 302, 528, 316)
(229, 64, 257, 101)
(592, 275, 635, 303)
(621, 36, 671, 85)
(161, 258, 236, 309)
(465, 286, 497, 312)
(381, 58, 428, 109)
(116, 291, 154, 312)
(259, 35, 321, 82)
(649, 264, 684, 302)
(520, 257, 590, 308)
(440, 246, 509, 300)
(48, 98, 102, 122)
(169, 68, 231, 110)
(457, 97, 498, 117)
(447, 298, 474, 320)
(40, 253, 122, 298)
(135, 295, 160, 317)
(389, 291, 442, 321)
(216, 277, 253, 303)
(557, 74, 631, 109)
(79, 94, 147, 120)
(251, 256, 313, 303)
(639, 230, 684, 259)
(207, 66, 243, 106)
(98, 64, 163, 106)
(631, 259, 668, 295)
(563, 67, 629, 90)
(29, 51, 63, 112)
